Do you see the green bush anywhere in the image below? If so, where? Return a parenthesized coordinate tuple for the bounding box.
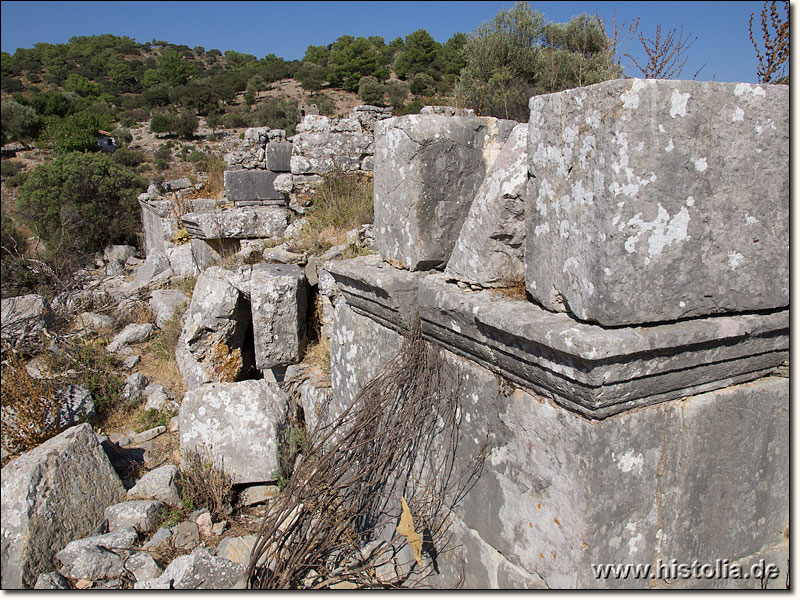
(358, 76, 385, 105)
(174, 110, 198, 140)
(385, 80, 409, 109)
(1, 100, 41, 145)
(112, 146, 146, 167)
(150, 112, 174, 134)
(1, 160, 23, 179)
(409, 72, 435, 96)
(39, 111, 108, 153)
(16, 152, 146, 262)
(253, 98, 299, 135)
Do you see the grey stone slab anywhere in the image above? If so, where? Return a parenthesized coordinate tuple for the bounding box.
(326, 255, 426, 333)
(181, 207, 290, 240)
(526, 79, 789, 326)
(1, 424, 126, 588)
(179, 380, 289, 484)
(223, 169, 284, 202)
(290, 131, 373, 175)
(54, 526, 139, 581)
(250, 263, 307, 370)
(374, 114, 516, 270)
(134, 546, 245, 589)
(232, 199, 287, 207)
(446, 123, 528, 286)
(330, 300, 404, 417)
(266, 141, 292, 172)
(417, 274, 788, 418)
(127, 464, 180, 507)
(104, 499, 166, 532)
(149, 289, 189, 328)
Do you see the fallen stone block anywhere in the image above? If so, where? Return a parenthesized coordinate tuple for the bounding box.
(1, 423, 126, 588)
(290, 131, 372, 175)
(215, 535, 258, 566)
(127, 464, 180, 507)
(54, 526, 139, 581)
(223, 170, 285, 202)
(104, 500, 167, 532)
(165, 243, 200, 278)
(104, 244, 137, 263)
(107, 323, 156, 354)
(149, 289, 189, 328)
(374, 114, 516, 270)
(128, 251, 171, 290)
(250, 263, 307, 370)
(1, 294, 54, 347)
(134, 546, 245, 589)
(181, 207, 290, 239)
(179, 379, 289, 484)
(76, 311, 114, 331)
(446, 123, 528, 286)
(526, 79, 789, 325)
(417, 273, 789, 418)
(34, 571, 71, 589)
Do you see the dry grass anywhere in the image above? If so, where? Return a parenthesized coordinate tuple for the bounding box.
(178, 446, 234, 519)
(0, 343, 61, 459)
(289, 171, 374, 254)
(303, 334, 331, 376)
(114, 299, 157, 329)
(490, 276, 528, 301)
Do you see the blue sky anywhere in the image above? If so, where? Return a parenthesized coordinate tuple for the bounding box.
(0, 1, 778, 83)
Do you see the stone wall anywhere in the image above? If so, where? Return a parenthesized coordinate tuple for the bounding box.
(327, 79, 789, 588)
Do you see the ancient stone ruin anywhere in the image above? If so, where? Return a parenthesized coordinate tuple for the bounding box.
(1, 80, 788, 589)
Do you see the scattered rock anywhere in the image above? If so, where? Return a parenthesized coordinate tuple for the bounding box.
(76, 311, 114, 331)
(215, 535, 257, 567)
(33, 571, 71, 589)
(134, 546, 245, 589)
(127, 464, 180, 506)
(1, 424, 126, 588)
(120, 372, 149, 406)
(132, 426, 166, 444)
(1, 294, 54, 348)
(107, 323, 156, 354)
(104, 245, 138, 263)
(104, 500, 167, 532)
(172, 521, 199, 550)
(149, 289, 189, 328)
(238, 484, 279, 507)
(122, 354, 141, 369)
(54, 526, 139, 581)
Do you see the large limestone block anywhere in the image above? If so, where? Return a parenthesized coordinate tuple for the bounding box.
(430, 353, 787, 589)
(223, 169, 285, 202)
(326, 255, 425, 333)
(446, 123, 528, 286)
(176, 267, 251, 390)
(181, 207, 290, 240)
(374, 114, 516, 270)
(330, 301, 404, 416)
(1, 424, 126, 588)
(526, 79, 789, 325)
(179, 380, 289, 484)
(418, 274, 788, 418)
(290, 131, 373, 175)
(266, 141, 292, 172)
(135, 546, 245, 589)
(149, 289, 189, 328)
(1, 294, 53, 347)
(250, 264, 307, 370)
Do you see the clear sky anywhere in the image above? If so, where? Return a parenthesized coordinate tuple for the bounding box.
(0, 1, 781, 84)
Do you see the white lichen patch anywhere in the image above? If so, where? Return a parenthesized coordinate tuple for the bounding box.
(745, 212, 759, 225)
(728, 251, 744, 270)
(693, 157, 708, 172)
(664, 139, 674, 152)
(669, 89, 690, 118)
(622, 203, 690, 264)
(731, 106, 745, 122)
(613, 450, 644, 474)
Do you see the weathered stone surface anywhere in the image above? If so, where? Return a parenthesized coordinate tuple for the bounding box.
(132, 426, 166, 444)
(54, 526, 139, 581)
(327, 255, 425, 333)
(181, 207, 290, 239)
(290, 117, 373, 175)
(420, 105, 476, 117)
(176, 267, 252, 390)
(350, 104, 394, 132)
(126, 551, 163, 582)
(298, 368, 333, 437)
(163, 177, 192, 192)
(418, 273, 788, 418)
(76, 311, 114, 331)
(134, 546, 245, 589)
(330, 300, 404, 414)
(374, 114, 516, 270)
(104, 244, 137, 263)
(165, 243, 200, 278)
(446, 123, 528, 286)
(120, 372, 149, 405)
(526, 79, 789, 325)
(127, 464, 180, 506)
(1, 294, 53, 347)
(33, 571, 71, 589)
(223, 169, 285, 202)
(266, 141, 292, 172)
(179, 379, 289, 483)
(52, 384, 95, 429)
(238, 485, 279, 507)
(172, 521, 199, 550)
(250, 263, 307, 369)
(273, 172, 293, 193)
(1, 424, 126, 588)
(128, 251, 171, 290)
(143, 383, 174, 412)
(149, 289, 189, 328)
(104, 500, 167, 532)
(215, 535, 258, 566)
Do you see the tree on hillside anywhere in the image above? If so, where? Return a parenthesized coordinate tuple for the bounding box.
(1, 101, 41, 145)
(328, 36, 388, 91)
(394, 29, 441, 79)
(142, 49, 194, 88)
(39, 110, 108, 153)
(358, 76, 386, 105)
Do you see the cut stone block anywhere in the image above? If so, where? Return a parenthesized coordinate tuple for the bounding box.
(290, 131, 373, 175)
(526, 79, 789, 325)
(374, 114, 516, 270)
(266, 142, 292, 172)
(54, 526, 139, 581)
(104, 499, 166, 532)
(250, 264, 307, 370)
(149, 289, 189, 328)
(417, 273, 788, 418)
(127, 464, 180, 507)
(330, 301, 404, 416)
(1, 424, 126, 588)
(135, 546, 245, 589)
(223, 169, 285, 203)
(446, 123, 528, 286)
(179, 380, 289, 484)
(326, 255, 425, 333)
(181, 207, 290, 240)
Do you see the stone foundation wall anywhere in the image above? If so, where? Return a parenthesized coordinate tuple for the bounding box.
(325, 79, 789, 588)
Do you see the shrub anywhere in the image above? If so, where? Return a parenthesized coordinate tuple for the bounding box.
(252, 98, 299, 136)
(175, 110, 199, 140)
(1, 160, 23, 179)
(385, 80, 409, 109)
(111, 126, 133, 147)
(39, 111, 107, 153)
(150, 112, 174, 134)
(358, 76, 386, 105)
(177, 447, 233, 519)
(16, 152, 145, 263)
(409, 72, 435, 96)
(395, 100, 423, 116)
(1, 100, 41, 145)
(112, 146, 146, 167)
